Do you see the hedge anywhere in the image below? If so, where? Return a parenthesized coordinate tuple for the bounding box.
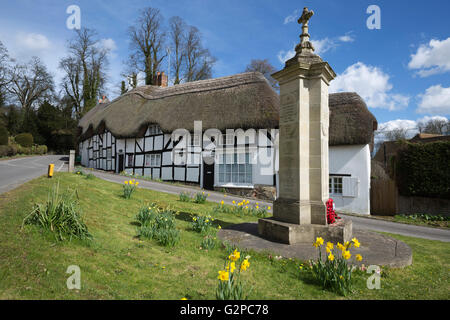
(0, 144, 47, 157)
(15, 133, 34, 147)
(396, 141, 450, 199)
(0, 126, 8, 145)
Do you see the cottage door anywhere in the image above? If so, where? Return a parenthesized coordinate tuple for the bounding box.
(203, 161, 215, 191)
(118, 154, 124, 173)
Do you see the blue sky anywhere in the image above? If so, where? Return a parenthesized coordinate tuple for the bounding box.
(0, 0, 449, 133)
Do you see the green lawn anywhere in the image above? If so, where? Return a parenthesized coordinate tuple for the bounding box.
(0, 173, 448, 299)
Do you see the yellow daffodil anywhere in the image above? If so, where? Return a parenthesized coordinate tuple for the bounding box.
(218, 225, 222, 230)
(124, 181, 128, 184)
(217, 270, 229, 281)
(229, 262, 236, 273)
(352, 238, 360, 248)
(205, 219, 209, 223)
(340, 275, 344, 280)
(326, 246, 332, 254)
(344, 241, 351, 249)
(224, 194, 227, 197)
(135, 181, 139, 186)
(326, 242, 334, 250)
(337, 242, 345, 251)
(356, 254, 363, 261)
(240, 259, 250, 271)
(221, 200, 224, 205)
(256, 205, 259, 209)
(245, 206, 248, 209)
(268, 206, 271, 210)
(181, 297, 187, 300)
(343, 250, 351, 260)
(328, 253, 334, 261)
(228, 249, 240, 262)
(315, 237, 324, 246)
(232, 200, 236, 204)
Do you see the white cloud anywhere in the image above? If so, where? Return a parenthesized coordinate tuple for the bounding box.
(408, 37, 450, 77)
(284, 9, 300, 24)
(16, 33, 51, 51)
(311, 38, 337, 55)
(338, 34, 355, 43)
(417, 85, 450, 115)
(330, 62, 409, 111)
(277, 48, 295, 64)
(98, 38, 117, 52)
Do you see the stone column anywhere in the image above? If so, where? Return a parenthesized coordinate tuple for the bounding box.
(272, 61, 334, 226)
(258, 7, 352, 244)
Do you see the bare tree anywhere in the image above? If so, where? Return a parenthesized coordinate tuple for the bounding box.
(128, 7, 167, 85)
(423, 118, 448, 135)
(184, 26, 216, 82)
(245, 59, 279, 90)
(169, 16, 187, 84)
(7, 56, 54, 131)
(59, 28, 109, 119)
(0, 41, 12, 106)
(384, 128, 408, 141)
(7, 56, 54, 111)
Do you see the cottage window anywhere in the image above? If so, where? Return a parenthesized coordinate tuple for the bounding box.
(329, 177, 343, 195)
(146, 154, 161, 167)
(218, 152, 252, 185)
(222, 134, 234, 146)
(127, 154, 134, 167)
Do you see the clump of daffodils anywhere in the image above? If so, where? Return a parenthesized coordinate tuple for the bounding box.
(191, 214, 215, 234)
(213, 196, 270, 218)
(309, 237, 362, 296)
(123, 179, 139, 199)
(216, 249, 252, 300)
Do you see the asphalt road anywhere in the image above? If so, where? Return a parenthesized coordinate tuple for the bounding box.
(0, 155, 67, 194)
(92, 170, 450, 243)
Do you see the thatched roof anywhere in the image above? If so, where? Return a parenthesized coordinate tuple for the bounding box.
(328, 92, 378, 146)
(78, 72, 377, 146)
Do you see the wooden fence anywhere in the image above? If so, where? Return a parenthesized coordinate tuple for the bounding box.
(370, 179, 397, 216)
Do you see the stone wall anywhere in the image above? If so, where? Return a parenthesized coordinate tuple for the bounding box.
(214, 185, 277, 201)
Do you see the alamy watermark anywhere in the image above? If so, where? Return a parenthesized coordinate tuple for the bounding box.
(366, 5, 381, 30)
(366, 265, 381, 290)
(66, 265, 81, 290)
(66, 5, 81, 30)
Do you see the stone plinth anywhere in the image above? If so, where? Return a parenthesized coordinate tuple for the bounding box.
(258, 217, 352, 245)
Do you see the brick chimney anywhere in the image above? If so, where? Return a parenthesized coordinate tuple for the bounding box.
(153, 71, 168, 87)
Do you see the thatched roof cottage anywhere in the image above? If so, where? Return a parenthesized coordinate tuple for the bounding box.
(78, 72, 377, 214)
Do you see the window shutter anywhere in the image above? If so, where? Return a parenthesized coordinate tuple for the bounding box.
(342, 177, 359, 197)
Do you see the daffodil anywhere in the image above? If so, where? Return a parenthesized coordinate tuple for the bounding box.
(217, 270, 229, 281)
(356, 254, 363, 261)
(228, 262, 236, 273)
(342, 250, 351, 260)
(326, 242, 334, 250)
(221, 200, 224, 205)
(135, 181, 139, 186)
(232, 200, 236, 204)
(124, 181, 128, 184)
(315, 237, 324, 246)
(240, 259, 250, 271)
(218, 225, 222, 230)
(337, 242, 345, 251)
(352, 238, 360, 248)
(181, 297, 187, 300)
(328, 253, 334, 261)
(268, 206, 271, 210)
(228, 249, 240, 262)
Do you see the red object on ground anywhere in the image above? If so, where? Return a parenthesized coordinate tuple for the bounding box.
(326, 198, 340, 224)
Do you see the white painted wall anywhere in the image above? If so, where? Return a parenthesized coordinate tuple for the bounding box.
(328, 144, 371, 215)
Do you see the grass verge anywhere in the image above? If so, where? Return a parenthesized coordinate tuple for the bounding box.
(0, 172, 448, 299)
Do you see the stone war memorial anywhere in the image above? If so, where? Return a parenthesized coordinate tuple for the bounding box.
(259, 7, 352, 244)
(218, 8, 412, 268)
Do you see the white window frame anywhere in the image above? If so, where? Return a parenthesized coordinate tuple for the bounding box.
(329, 176, 343, 195)
(222, 133, 234, 146)
(145, 154, 161, 167)
(217, 152, 253, 186)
